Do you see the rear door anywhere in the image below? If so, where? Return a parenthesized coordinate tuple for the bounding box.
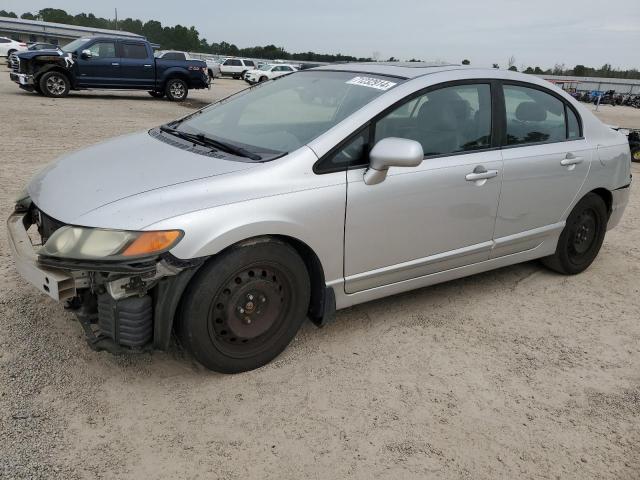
(75, 40, 119, 86)
(491, 82, 590, 257)
(119, 41, 154, 87)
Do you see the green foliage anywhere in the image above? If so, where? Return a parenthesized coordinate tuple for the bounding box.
(4, 8, 371, 62)
(522, 63, 640, 80)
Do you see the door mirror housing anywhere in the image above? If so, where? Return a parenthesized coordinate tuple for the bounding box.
(80, 49, 92, 59)
(364, 137, 424, 185)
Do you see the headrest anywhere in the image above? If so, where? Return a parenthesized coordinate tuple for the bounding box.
(515, 102, 547, 122)
(417, 100, 458, 131)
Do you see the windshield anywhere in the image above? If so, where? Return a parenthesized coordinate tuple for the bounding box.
(62, 38, 90, 53)
(258, 64, 273, 71)
(178, 70, 402, 155)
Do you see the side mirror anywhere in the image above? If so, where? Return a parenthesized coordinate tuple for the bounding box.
(364, 137, 424, 185)
(80, 49, 92, 59)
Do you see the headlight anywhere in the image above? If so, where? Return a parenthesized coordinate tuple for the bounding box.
(40, 226, 183, 261)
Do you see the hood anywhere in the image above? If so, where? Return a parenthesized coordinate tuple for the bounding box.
(16, 49, 64, 61)
(28, 131, 258, 224)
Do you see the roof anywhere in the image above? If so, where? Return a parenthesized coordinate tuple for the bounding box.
(314, 62, 467, 79)
(0, 16, 144, 40)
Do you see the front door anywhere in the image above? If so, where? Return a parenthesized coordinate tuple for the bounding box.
(75, 40, 120, 87)
(343, 82, 503, 293)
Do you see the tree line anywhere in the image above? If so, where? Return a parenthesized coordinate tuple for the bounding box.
(0, 8, 372, 62)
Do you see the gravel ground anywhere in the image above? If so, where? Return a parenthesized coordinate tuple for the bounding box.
(1, 69, 639, 479)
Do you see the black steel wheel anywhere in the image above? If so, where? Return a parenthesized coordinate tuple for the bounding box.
(39, 71, 70, 98)
(542, 193, 607, 275)
(178, 239, 310, 373)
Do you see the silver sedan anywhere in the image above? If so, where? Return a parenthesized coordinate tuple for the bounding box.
(8, 63, 631, 373)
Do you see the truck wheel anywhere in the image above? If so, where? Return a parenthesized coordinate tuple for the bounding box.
(177, 239, 310, 373)
(631, 147, 640, 163)
(165, 79, 188, 102)
(148, 90, 165, 98)
(542, 193, 607, 275)
(39, 71, 70, 98)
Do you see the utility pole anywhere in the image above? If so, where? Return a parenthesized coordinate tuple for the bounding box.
(114, 8, 118, 30)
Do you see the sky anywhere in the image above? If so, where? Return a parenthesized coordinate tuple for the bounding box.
(3, 0, 640, 69)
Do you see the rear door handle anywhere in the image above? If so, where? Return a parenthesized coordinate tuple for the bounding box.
(111, 62, 120, 66)
(466, 169, 498, 182)
(143, 64, 152, 68)
(561, 152, 583, 167)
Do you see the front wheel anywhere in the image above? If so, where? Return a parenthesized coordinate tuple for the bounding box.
(39, 71, 70, 98)
(165, 78, 188, 102)
(177, 239, 310, 373)
(259, 76, 268, 83)
(542, 193, 608, 275)
(631, 147, 640, 163)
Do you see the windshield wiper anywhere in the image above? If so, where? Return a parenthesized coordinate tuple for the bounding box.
(160, 125, 262, 161)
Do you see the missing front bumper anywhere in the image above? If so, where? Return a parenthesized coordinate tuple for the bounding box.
(7, 211, 76, 301)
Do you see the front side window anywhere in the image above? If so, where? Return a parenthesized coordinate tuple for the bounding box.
(179, 71, 402, 155)
(87, 41, 116, 58)
(122, 43, 147, 59)
(374, 83, 492, 156)
(503, 85, 567, 145)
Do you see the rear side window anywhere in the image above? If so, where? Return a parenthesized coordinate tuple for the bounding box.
(122, 43, 148, 59)
(244, 60, 255, 67)
(567, 107, 581, 139)
(503, 85, 567, 145)
(375, 83, 492, 157)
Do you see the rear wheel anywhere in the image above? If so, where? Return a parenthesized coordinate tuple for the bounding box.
(165, 78, 188, 102)
(542, 193, 608, 275)
(177, 239, 310, 373)
(39, 71, 70, 98)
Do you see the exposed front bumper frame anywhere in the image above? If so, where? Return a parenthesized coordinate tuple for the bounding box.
(7, 211, 76, 301)
(9, 72, 34, 86)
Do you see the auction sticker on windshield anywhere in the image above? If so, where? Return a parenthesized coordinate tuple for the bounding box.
(346, 76, 397, 91)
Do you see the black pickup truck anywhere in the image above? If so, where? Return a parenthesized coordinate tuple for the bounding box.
(10, 36, 209, 101)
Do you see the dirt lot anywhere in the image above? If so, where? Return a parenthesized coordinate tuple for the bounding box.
(1, 69, 639, 480)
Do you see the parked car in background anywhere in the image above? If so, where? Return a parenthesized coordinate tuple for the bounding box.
(244, 63, 298, 84)
(155, 50, 220, 80)
(7, 42, 60, 67)
(7, 64, 631, 373)
(0, 36, 27, 58)
(10, 36, 209, 101)
(219, 57, 256, 79)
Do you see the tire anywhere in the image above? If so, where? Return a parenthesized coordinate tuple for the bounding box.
(259, 76, 268, 83)
(165, 78, 188, 102)
(39, 71, 70, 98)
(148, 90, 165, 98)
(177, 239, 310, 373)
(542, 193, 608, 275)
(240, 70, 247, 80)
(631, 147, 640, 163)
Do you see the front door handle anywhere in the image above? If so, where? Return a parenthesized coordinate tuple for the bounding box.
(466, 168, 498, 182)
(560, 152, 583, 167)
(111, 62, 120, 66)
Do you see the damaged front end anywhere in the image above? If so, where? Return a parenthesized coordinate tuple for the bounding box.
(8, 199, 203, 354)
(10, 51, 74, 91)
